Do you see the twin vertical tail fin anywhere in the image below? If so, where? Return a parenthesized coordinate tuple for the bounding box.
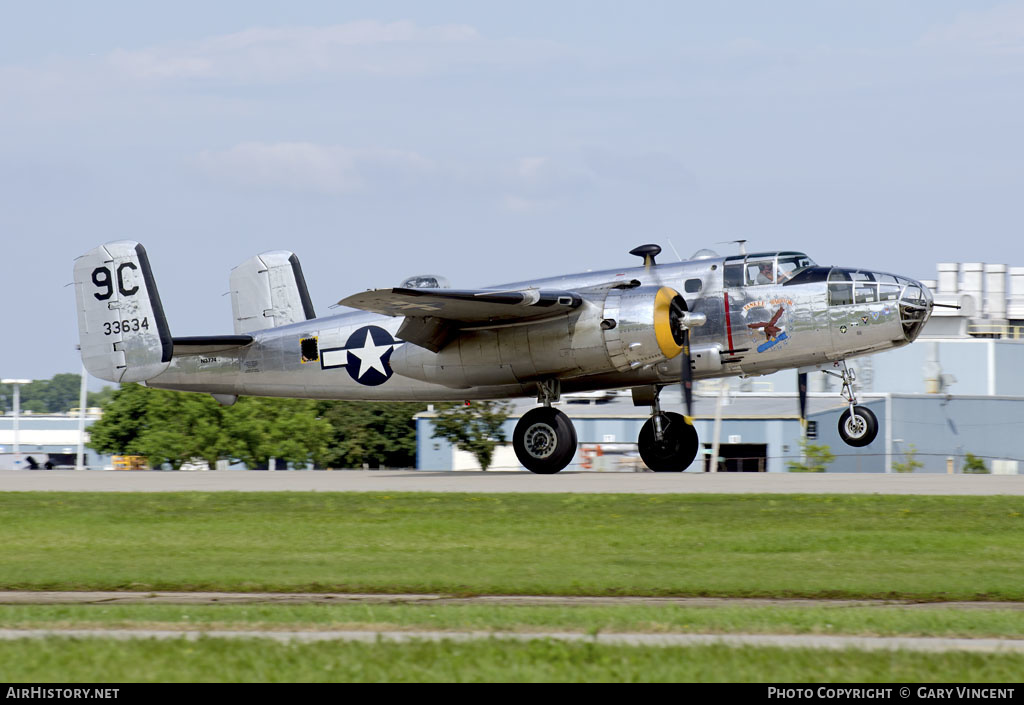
(230, 251, 315, 334)
(74, 244, 313, 381)
(73, 241, 173, 383)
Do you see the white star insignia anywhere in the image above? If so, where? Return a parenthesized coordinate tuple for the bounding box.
(347, 329, 394, 379)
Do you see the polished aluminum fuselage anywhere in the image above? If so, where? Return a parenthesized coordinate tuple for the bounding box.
(148, 256, 927, 401)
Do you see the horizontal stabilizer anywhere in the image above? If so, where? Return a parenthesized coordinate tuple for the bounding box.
(172, 335, 254, 356)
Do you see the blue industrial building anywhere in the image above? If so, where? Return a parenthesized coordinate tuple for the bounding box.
(416, 393, 1023, 474)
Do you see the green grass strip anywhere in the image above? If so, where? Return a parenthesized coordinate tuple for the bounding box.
(1, 492, 1022, 599)
(2, 603, 1024, 639)
(1, 638, 1022, 683)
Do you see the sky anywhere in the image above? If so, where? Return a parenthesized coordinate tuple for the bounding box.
(2, 1, 1023, 386)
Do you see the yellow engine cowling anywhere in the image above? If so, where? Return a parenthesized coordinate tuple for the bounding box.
(601, 285, 689, 371)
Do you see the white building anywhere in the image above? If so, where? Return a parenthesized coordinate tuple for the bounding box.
(0, 412, 110, 470)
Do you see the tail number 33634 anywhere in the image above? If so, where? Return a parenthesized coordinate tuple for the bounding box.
(103, 318, 149, 336)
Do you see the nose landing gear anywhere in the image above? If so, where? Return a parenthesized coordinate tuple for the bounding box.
(824, 361, 879, 447)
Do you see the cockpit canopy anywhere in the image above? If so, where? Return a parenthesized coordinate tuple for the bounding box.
(400, 274, 451, 289)
(723, 252, 816, 287)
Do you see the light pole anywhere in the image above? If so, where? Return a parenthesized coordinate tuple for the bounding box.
(2, 379, 32, 470)
(76, 365, 88, 471)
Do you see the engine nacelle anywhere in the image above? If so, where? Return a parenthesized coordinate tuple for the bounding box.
(601, 285, 697, 371)
(390, 284, 704, 388)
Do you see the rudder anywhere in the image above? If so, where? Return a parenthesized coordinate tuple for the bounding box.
(229, 251, 316, 334)
(73, 241, 173, 383)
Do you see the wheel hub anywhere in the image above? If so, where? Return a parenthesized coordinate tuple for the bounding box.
(844, 414, 867, 438)
(523, 423, 557, 459)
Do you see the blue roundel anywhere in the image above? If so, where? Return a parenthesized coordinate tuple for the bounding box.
(321, 325, 397, 386)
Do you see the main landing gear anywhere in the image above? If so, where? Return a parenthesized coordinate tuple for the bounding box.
(512, 382, 701, 474)
(824, 361, 878, 447)
(513, 380, 578, 475)
(637, 388, 699, 472)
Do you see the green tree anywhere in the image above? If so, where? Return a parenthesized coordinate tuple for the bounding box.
(893, 444, 925, 473)
(85, 383, 154, 454)
(316, 401, 426, 469)
(787, 439, 836, 472)
(86, 386, 117, 408)
(87, 384, 226, 469)
(87, 385, 331, 469)
(431, 401, 511, 471)
(1, 374, 80, 413)
(0, 375, 117, 414)
(962, 453, 990, 474)
(222, 397, 332, 469)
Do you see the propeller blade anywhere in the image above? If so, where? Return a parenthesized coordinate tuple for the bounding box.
(798, 372, 808, 430)
(681, 326, 694, 422)
(670, 294, 695, 423)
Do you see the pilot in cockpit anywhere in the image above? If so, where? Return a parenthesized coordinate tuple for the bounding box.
(756, 262, 779, 284)
(755, 261, 792, 284)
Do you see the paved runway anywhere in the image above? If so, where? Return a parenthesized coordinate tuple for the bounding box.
(2, 469, 1022, 494)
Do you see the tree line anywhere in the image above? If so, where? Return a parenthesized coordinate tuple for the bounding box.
(87, 383, 428, 470)
(6, 373, 514, 470)
(0, 374, 114, 414)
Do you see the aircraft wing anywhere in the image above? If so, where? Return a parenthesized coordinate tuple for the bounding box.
(338, 288, 583, 322)
(337, 287, 584, 352)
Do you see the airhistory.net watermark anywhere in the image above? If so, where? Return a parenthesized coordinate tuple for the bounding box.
(6, 688, 118, 700)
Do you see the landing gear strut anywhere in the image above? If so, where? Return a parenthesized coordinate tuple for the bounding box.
(512, 380, 578, 474)
(636, 387, 699, 472)
(824, 361, 878, 447)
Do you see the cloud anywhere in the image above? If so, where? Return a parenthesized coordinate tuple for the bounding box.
(499, 156, 595, 212)
(196, 142, 697, 212)
(583, 150, 697, 192)
(105, 21, 562, 83)
(197, 142, 433, 195)
(501, 194, 556, 213)
(497, 150, 697, 213)
(920, 2, 1024, 53)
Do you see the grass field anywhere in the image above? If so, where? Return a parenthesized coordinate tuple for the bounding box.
(3, 603, 1024, 638)
(0, 492, 1021, 599)
(2, 490, 1022, 682)
(1, 637, 1022, 682)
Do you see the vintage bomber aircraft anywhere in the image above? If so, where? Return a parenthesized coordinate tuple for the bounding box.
(73, 241, 934, 473)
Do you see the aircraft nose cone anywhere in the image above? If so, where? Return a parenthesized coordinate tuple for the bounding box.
(898, 278, 932, 342)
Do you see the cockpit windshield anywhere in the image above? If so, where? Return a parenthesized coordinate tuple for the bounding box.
(723, 252, 816, 287)
(777, 253, 815, 280)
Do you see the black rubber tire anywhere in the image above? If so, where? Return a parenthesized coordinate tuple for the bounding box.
(838, 405, 879, 447)
(513, 407, 578, 474)
(638, 412, 699, 472)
